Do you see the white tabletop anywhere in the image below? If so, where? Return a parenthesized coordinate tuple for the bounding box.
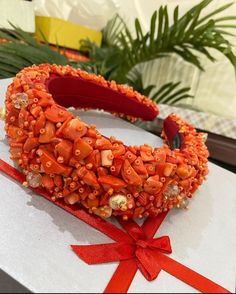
(0, 78, 236, 293)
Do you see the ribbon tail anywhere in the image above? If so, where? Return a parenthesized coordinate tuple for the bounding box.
(104, 259, 138, 294)
(136, 248, 161, 281)
(155, 252, 231, 293)
(72, 242, 135, 264)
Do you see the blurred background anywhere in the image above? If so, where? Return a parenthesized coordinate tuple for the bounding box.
(0, 0, 236, 172)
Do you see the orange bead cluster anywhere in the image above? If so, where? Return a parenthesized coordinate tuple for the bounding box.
(4, 64, 209, 220)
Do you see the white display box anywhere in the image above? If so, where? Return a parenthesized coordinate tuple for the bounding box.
(0, 79, 236, 293)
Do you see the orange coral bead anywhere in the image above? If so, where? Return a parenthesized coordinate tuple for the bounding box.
(54, 175, 63, 188)
(82, 136, 96, 147)
(138, 192, 149, 206)
(95, 137, 113, 150)
(112, 143, 126, 157)
(73, 137, 93, 161)
(110, 157, 124, 176)
(7, 126, 27, 143)
(6, 106, 19, 123)
(125, 150, 137, 163)
(132, 157, 148, 176)
(10, 145, 23, 159)
(97, 167, 108, 177)
(82, 170, 100, 189)
(85, 150, 101, 169)
(30, 105, 42, 118)
(64, 192, 80, 205)
(34, 113, 46, 135)
(133, 207, 145, 218)
(79, 186, 91, 201)
(176, 164, 191, 179)
(140, 145, 154, 162)
(144, 176, 163, 194)
(121, 159, 142, 186)
(39, 121, 56, 143)
(156, 163, 167, 177)
(18, 108, 29, 128)
(62, 118, 87, 141)
(23, 137, 39, 153)
(33, 89, 54, 107)
(45, 104, 72, 123)
(7, 125, 23, 139)
(39, 150, 67, 175)
(87, 197, 99, 208)
(55, 139, 73, 163)
(86, 127, 97, 138)
(41, 174, 54, 190)
(163, 163, 175, 177)
(153, 148, 167, 163)
(179, 179, 191, 191)
(98, 175, 126, 192)
(144, 163, 156, 176)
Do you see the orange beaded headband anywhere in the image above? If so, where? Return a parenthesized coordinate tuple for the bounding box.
(3, 64, 209, 220)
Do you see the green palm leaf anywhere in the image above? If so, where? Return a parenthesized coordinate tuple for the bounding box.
(80, 0, 236, 85)
(127, 66, 192, 105)
(0, 26, 68, 78)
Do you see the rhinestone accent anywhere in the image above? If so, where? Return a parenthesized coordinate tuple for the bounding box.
(26, 172, 42, 188)
(179, 197, 189, 209)
(163, 183, 179, 199)
(11, 93, 29, 109)
(109, 194, 127, 210)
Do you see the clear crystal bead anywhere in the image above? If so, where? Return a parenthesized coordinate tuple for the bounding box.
(179, 197, 189, 209)
(109, 194, 127, 210)
(26, 172, 42, 188)
(11, 93, 29, 109)
(163, 183, 179, 199)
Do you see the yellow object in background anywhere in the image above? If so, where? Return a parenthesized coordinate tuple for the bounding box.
(35, 16, 102, 50)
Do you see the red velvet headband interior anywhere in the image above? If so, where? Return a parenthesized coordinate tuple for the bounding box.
(46, 75, 157, 121)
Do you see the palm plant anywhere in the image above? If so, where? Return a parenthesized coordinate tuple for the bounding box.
(0, 0, 236, 105)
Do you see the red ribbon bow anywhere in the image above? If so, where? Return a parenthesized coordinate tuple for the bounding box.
(0, 159, 231, 294)
(72, 225, 172, 282)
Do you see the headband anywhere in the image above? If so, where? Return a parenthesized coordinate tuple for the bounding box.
(3, 64, 209, 220)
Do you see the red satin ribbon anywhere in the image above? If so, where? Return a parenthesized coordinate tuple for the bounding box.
(72, 233, 172, 281)
(0, 159, 231, 294)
